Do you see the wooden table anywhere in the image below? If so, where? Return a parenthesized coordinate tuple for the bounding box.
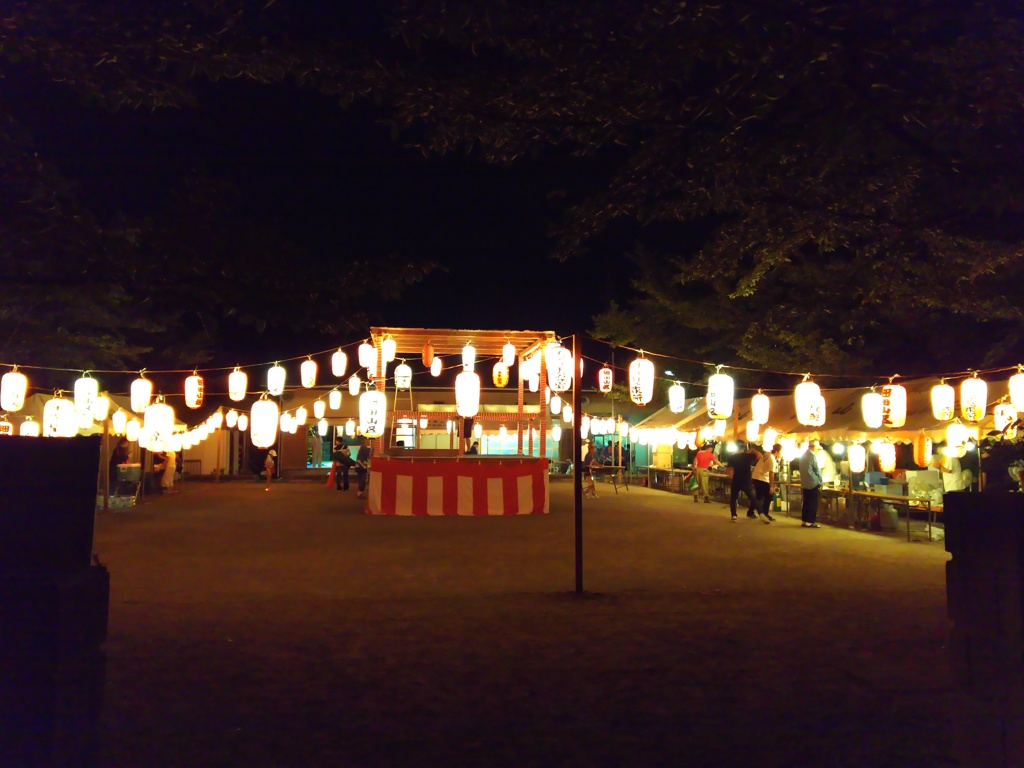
(784, 484, 846, 521)
(849, 490, 936, 541)
(591, 465, 628, 494)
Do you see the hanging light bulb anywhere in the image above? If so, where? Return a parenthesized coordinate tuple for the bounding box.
(267, 363, 286, 397)
(184, 371, 204, 409)
(931, 379, 954, 421)
(313, 400, 326, 420)
(381, 336, 397, 364)
(473, 422, 483, 439)
(430, 357, 443, 377)
(546, 343, 572, 393)
(300, 358, 318, 388)
(668, 383, 686, 414)
(131, 374, 153, 413)
(228, 367, 247, 402)
(562, 405, 573, 423)
(994, 400, 1017, 432)
(349, 375, 361, 396)
(707, 366, 734, 418)
(295, 406, 308, 426)
(225, 409, 239, 429)
(492, 362, 510, 388)
(419, 415, 428, 430)
(961, 372, 987, 422)
(359, 389, 387, 438)
(462, 343, 477, 371)
(237, 413, 248, 432)
(250, 396, 279, 448)
(598, 366, 613, 393)
(394, 361, 413, 390)
(745, 420, 759, 443)
(881, 379, 907, 429)
(455, 371, 481, 417)
(357, 342, 374, 369)
(849, 443, 867, 474)
(317, 418, 328, 437)
(73, 373, 99, 418)
(502, 342, 516, 368)
(1, 366, 28, 412)
(628, 354, 655, 405)
(751, 391, 770, 425)
(331, 349, 348, 378)
(91, 392, 110, 422)
(862, 388, 883, 429)
(43, 394, 78, 437)
(345, 418, 356, 437)
(794, 375, 821, 426)
(422, 342, 434, 368)
(329, 390, 342, 410)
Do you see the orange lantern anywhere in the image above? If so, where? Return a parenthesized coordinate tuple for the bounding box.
(422, 342, 434, 368)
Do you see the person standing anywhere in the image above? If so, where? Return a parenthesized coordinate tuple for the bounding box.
(109, 436, 131, 490)
(798, 440, 824, 527)
(936, 449, 966, 493)
(333, 441, 352, 491)
(692, 443, 721, 503)
(160, 449, 177, 494)
(752, 443, 781, 523)
(264, 449, 277, 492)
(726, 441, 759, 522)
(354, 437, 371, 499)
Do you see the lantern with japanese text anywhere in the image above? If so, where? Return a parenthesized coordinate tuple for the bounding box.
(267, 364, 286, 397)
(300, 358, 317, 389)
(0, 417, 13, 436)
(1, 367, 27, 412)
(225, 409, 239, 429)
(228, 367, 247, 402)
(394, 362, 413, 390)
(751, 391, 770, 425)
(598, 366, 613, 393)
(961, 373, 987, 422)
(349, 375, 361, 396)
(492, 362, 510, 388)
(455, 371, 481, 417)
(313, 400, 326, 420)
(795, 376, 821, 426)
(809, 395, 827, 427)
(359, 389, 386, 438)
(332, 349, 348, 378)
(74, 374, 99, 418)
(184, 372, 204, 409)
(707, 368, 733, 419)
(143, 398, 175, 452)
(43, 395, 78, 438)
(913, 434, 932, 467)
(462, 343, 476, 371)
(931, 380, 954, 421)
(422, 342, 434, 368)
(237, 413, 248, 432)
(861, 389, 883, 429)
(365, 346, 380, 378)
(669, 383, 686, 414)
(329, 389, 342, 410)
(250, 396, 279, 448)
(881, 381, 907, 429)
(20, 416, 39, 437)
(994, 401, 1017, 433)
(546, 344, 573, 393)
(848, 443, 867, 474)
(502, 342, 516, 367)
(628, 355, 655, 405)
(131, 375, 153, 413)
(381, 336, 397, 364)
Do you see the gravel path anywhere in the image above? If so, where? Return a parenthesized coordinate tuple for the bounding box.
(93, 478, 955, 767)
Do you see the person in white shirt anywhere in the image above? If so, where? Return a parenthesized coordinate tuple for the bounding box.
(936, 451, 965, 492)
(752, 443, 781, 523)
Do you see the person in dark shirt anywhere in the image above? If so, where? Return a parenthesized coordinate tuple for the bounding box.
(726, 441, 760, 522)
(354, 437, 371, 498)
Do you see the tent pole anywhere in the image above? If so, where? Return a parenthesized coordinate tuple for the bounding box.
(572, 333, 583, 594)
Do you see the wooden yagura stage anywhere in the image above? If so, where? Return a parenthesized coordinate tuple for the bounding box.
(367, 456, 550, 516)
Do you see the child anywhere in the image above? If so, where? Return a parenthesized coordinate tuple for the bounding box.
(264, 449, 277, 491)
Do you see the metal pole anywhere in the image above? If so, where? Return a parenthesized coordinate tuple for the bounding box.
(572, 333, 583, 594)
(214, 423, 222, 483)
(102, 419, 110, 512)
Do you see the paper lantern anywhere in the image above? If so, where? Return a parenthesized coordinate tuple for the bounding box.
(546, 344, 573, 393)
(580, 415, 590, 439)
(713, 419, 727, 438)
(876, 442, 897, 473)
(228, 368, 247, 402)
(545, 394, 560, 415)
(313, 400, 326, 420)
(295, 406, 308, 426)
(328, 390, 342, 410)
(430, 357, 442, 377)
(317, 418, 328, 437)
(349, 375, 361, 396)
(961, 374, 987, 422)
(208, 410, 223, 430)
(455, 371, 480, 418)
(912, 434, 931, 467)
(619, 420, 630, 438)
(562, 405, 573, 423)
(1, 367, 27, 412)
(551, 424, 562, 442)
(751, 392, 770, 425)
(365, 346, 380, 378)
(861, 390, 883, 429)
(267, 364, 286, 397)
(795, 377, 820, 426)
(237, 413, 248, 432)
(1009, 366, 1024, 411)
(91, 393, 110, 422)
(357, 342, 374, 369)
(345, 419, 356, 437)
(994, 401, 1017, 432)
(250, 397, 280, 448)
(169, 434, 183, 453)
(19, 416, 39, 437)
(628, 356, 655, 405)
(761, 427, 779, 452)
(930, 380, 954, 421)
(225, 409, 239, 429)
(125, 418, 141, 442)
(279, 412, 294, 434)
(300, 359, 317, 389)
(848, 443, 866, 474)
(492, 362, 510, 388)
(332, 349, 348, 378)
(473, 422, 483, 439)
(381, 336, 397, 364)
(131, 376, 153, 413)
(746, 420, 759, 443)
(41, 395, 75, 438)
(287, 415, 299, 435)
(502, 342, 516, 368)
(707, 369, 733, 419)
(528, 375, 539, 393)
(668, 383, 686, 414)
(881, 382, 907, 429)
(462, 343, 476, 371)
(809, 395, 827, 427)
(394, 362, 413, 390)
(422, 342, 434, 368)
(1, 418, 15, 436)
(359, 389, 387, 438)
(946, 420, 969, 449)
(143, 400, 175, 452)
(77, 410, 93, 431)
(112, 409, 128, 435)
(419, 415, 428, 430)
(498, 424, 507, 437)
(598, 366, 613, 393)
(446, 420, 454, 435)
(74, 374, 99, 418)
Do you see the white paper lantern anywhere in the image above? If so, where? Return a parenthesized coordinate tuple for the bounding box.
(492, 362, 510, 388)
(131, 376, 153, 413)
(562, 405, 573, 423)
(419, 415, 429, 430)
(881, 382, 907, 429)
(208, 410, 223, 430)
(317, 418, 328, 437)
(300, 359, 318, 389)
(42, 396, 77, 437)
(745, 420, 759, 443)
(546, 344, 573, 393)
(707, 369, 734, 419)
(713, 419, 727, 438)
(1009, 367, 1024, 411)
(751, 392, 770, 425)
(876, 442, 897, 473)
(931, 380, 954, 421)
(473, 422, 483, 439)
(394, 362, 413, 390)
(795, 377, 821, 426)
(87, 392, 108, 423)
(994, 401, 1017, 432)
(125, 418, 141, 442)
(357, 342, 374, 369)
(143, 400, 175, 452)
(502, 342, 516, 367)
(446, 419, 454, 435)
(359, 389, 387, 438)
(550, 395, 562, 415)
(237, 413, 248, 432)
(110, 409, 127, 435)
(329, 389, 342, 410)
(381, 336, 397, 364)
(349, 375, 361, 396)
(295, 406, 308, 426)
(279, 412, 294, 436)
(761, 427, 779, 452)
(461, 343, 477, 372)
(551, 424, 562, 442)
(18, 415, 39, 437)
(1, 367, 28, 412)
(345, 418, 356, 437)
(287, 416, 299, 434)
(74, 374, 99, 418)
(628, 356, 655, 405)
(332, 349, 348, 378)
(184, 372, 204, 409)
(267, 364, 286, 396)
(228, 367, 247, 402)
(580, 415, 591, 439)
(0, 418, 12, 437)
(946, 420, 969, 449)
(598, 366, 613, 394)
(810, 395, 827, 427)
(430, 357, 442, 377)
(619, 420, 629, 438)
(250, 397, 279, 448)
(225, 409, 238, 428)
(455, 371, 481, 418)
(668, 383, 686, 414)
(862, 390, 883, 429)
(848, 443, 867, 474)
(313, 400, 326, 420)
(961, 374, 987, 422)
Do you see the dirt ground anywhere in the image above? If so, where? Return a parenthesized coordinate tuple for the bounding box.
(92, 477, 955, 768)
